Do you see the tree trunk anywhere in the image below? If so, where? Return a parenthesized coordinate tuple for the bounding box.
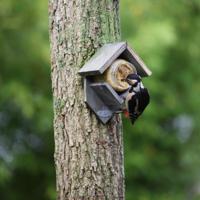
(49, 0, 124, 199)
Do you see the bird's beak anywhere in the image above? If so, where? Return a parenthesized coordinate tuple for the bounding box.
(122, 77, 130, 82)
(121, 78, 126, 82)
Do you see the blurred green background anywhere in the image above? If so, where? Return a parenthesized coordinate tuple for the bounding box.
(0, 0, 200, 199)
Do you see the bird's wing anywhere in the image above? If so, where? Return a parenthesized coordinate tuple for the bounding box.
(138, 88, 150, 113)
(128, 88, 150, 124)
(128, 94, 139, 124)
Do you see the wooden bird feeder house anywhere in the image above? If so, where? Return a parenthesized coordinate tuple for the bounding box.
(79, 42, 152, 124)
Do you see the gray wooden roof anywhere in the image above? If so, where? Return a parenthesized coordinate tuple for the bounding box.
(79, 42, 152, 77)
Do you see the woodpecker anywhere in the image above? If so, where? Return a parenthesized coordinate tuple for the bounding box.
(123, 73, 150, 124)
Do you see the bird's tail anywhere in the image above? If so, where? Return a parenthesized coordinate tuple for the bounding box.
(130, 113, 138, 124)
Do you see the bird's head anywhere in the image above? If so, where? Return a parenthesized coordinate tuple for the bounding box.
(124, 73, 141, 87)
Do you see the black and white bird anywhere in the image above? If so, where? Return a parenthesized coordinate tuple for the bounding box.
(123, 73, 150, 124)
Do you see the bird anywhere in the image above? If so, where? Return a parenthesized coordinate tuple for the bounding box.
(123, 73, 150, 124)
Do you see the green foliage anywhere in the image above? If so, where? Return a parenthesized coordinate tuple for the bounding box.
(0, 0, 55, 200)
(0, 0, 200, 199)
(121, 0, 200, 199)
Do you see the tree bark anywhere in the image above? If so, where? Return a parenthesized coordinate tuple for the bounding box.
(49, 0, 124, 199)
